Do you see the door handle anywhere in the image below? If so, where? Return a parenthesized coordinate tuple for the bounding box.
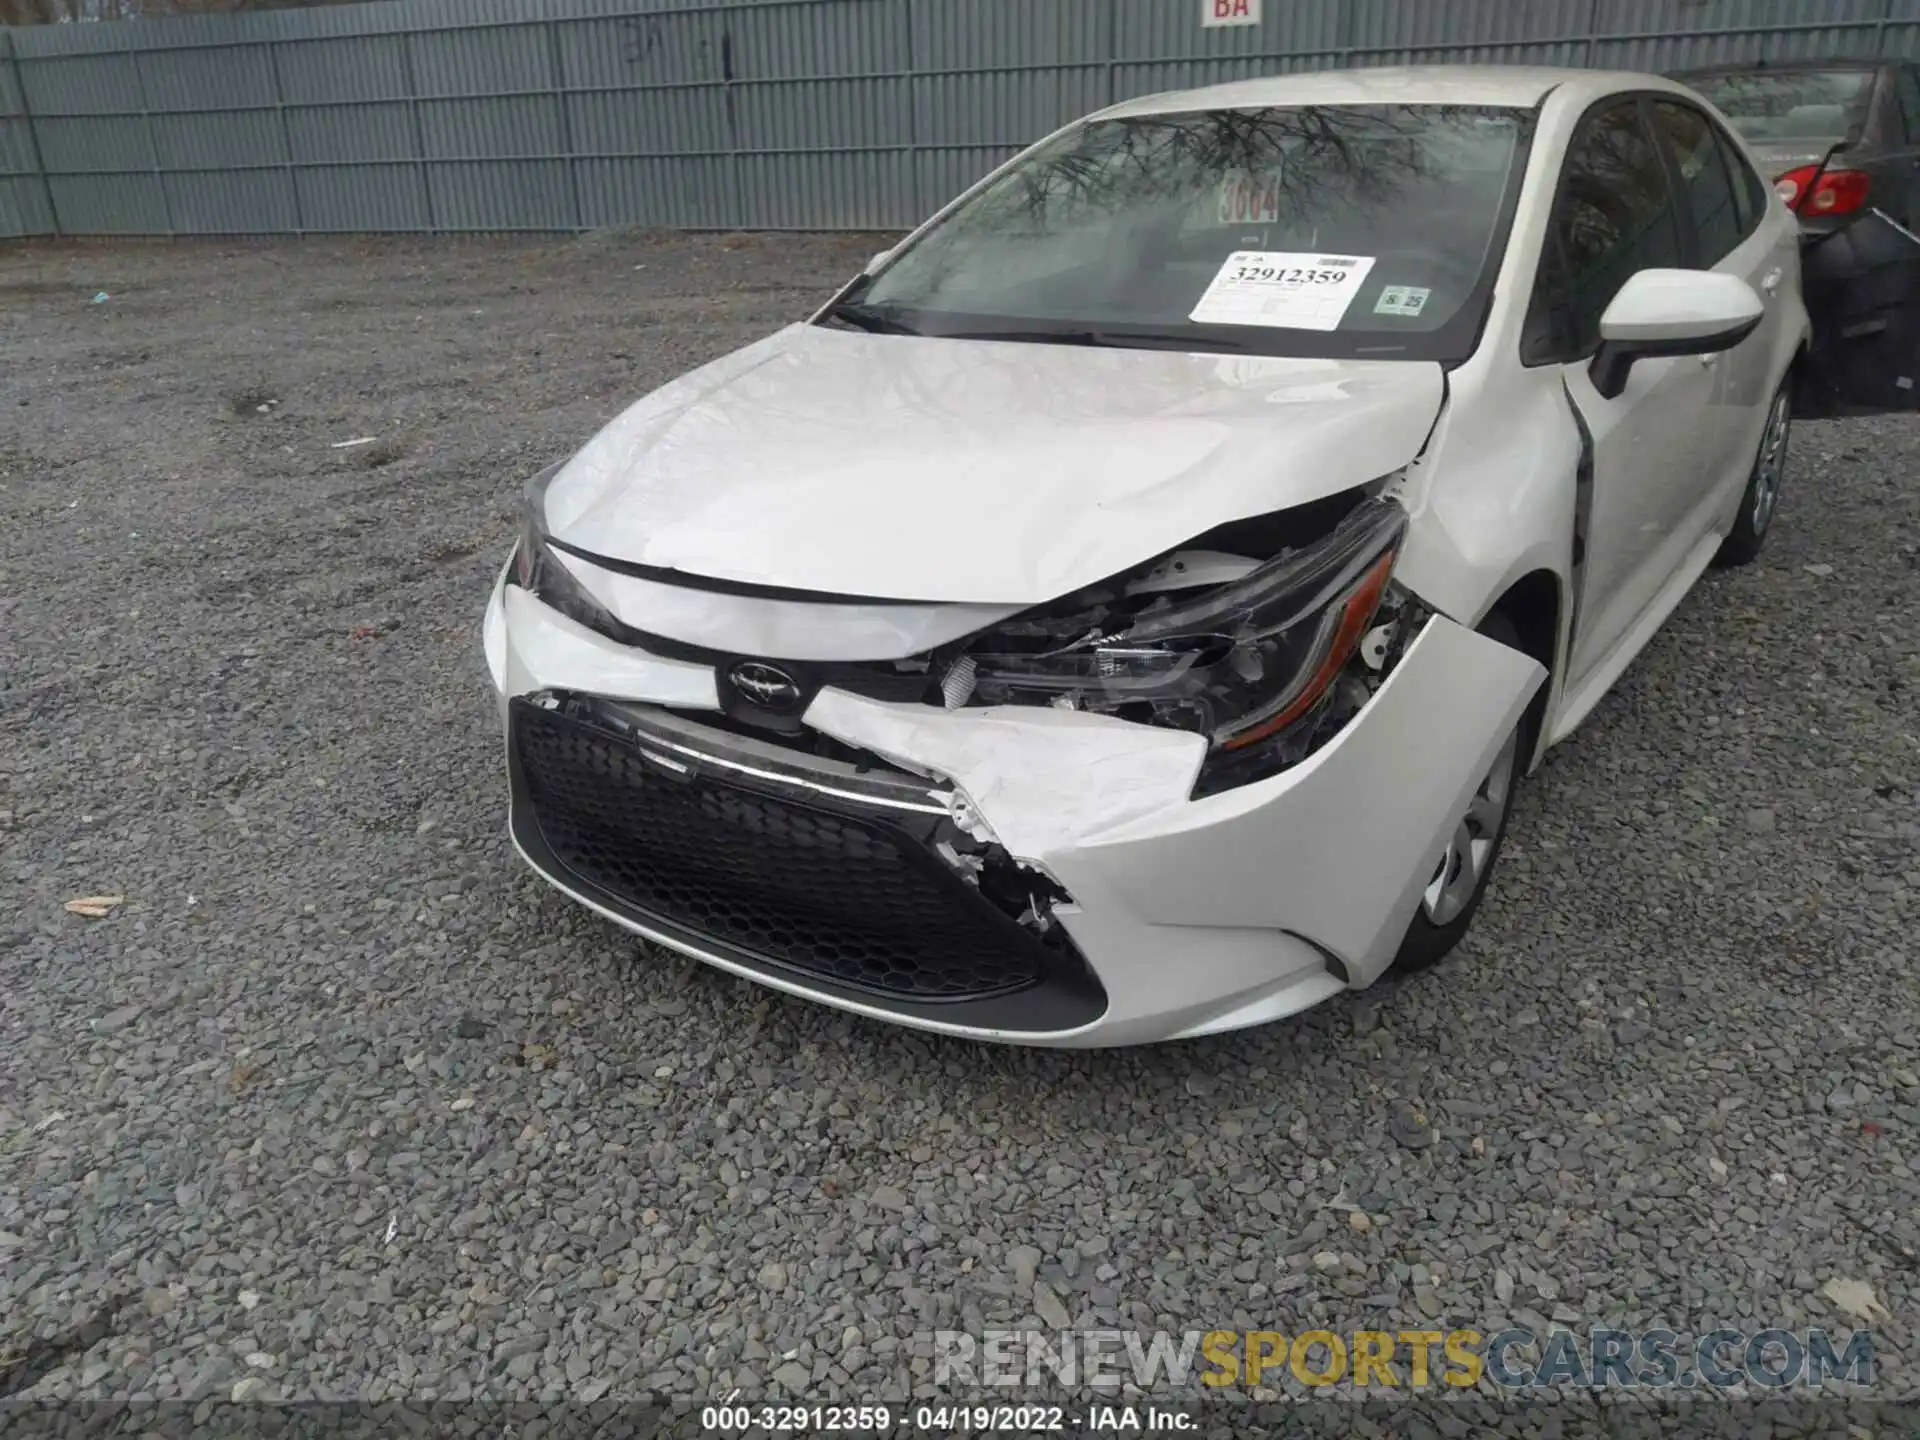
(1700, 352, 1718, 367)
(1761, 268, 1782, 295)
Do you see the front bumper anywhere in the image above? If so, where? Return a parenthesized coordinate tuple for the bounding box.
(484, 568, 1543, 1047)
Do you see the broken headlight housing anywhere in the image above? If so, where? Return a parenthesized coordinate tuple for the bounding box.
(957, 495, 1409, 796)
(509, 463, 622, 636)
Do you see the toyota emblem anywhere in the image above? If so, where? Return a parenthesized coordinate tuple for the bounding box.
(729, 661, 804, 711)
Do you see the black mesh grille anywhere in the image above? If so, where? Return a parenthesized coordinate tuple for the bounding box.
(511, 699, 1057, 1003)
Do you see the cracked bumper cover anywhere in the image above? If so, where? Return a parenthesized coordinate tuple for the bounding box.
(485, 573, 1544, 1047)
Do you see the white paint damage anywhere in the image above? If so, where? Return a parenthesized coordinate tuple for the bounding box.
(803, 688, 1209, 859)
(807, 616, 1544, 1011)
(541, 323, 1444, 604)
(493, 547, 1542, 1043)
(489, 547, 1543, 1042)
(1055, 618, 1543, 990)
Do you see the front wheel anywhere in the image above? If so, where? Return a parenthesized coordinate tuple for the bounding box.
(1713, 382, 1791, 569)
(1390, 614, 1529, 973)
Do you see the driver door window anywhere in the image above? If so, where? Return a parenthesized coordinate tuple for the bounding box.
(1523, 98, 1685, 363)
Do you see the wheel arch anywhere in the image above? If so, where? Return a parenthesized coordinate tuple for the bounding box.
(1787, 331, 1826, 418)
(1481, 567, 1564, 769)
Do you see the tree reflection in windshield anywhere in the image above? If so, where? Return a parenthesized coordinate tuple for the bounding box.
(859, 103, 1531, 360)
(999, 106, 1434, 236)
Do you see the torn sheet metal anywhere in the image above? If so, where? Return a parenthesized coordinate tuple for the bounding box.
(809, 616, 1541, 993)
(1068, 616, 1543, 987)
(802, 688, 1208, 859)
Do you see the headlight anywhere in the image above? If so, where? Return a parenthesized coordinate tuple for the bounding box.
(509, 463, 622, 637)
(960, 496, 1409, 793)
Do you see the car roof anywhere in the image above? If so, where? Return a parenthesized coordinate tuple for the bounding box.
(1099, 64, 1687, 118)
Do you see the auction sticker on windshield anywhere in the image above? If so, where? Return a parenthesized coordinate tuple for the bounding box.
(1190, 251, 1376, 331)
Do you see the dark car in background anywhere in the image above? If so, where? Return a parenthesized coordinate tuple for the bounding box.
(1674, 58, 1920, 414)
(1673, 59, 1920, 226)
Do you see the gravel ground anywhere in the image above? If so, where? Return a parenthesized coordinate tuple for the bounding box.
(2, 233, 1917, 1421)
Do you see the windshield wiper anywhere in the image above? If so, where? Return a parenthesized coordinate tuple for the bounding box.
(938, 326, 1250, 354)
(819, 300, 923, 336)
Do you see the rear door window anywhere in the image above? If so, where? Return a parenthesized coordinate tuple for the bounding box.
(1652, 99, 1748, 266)
(1714, 123, 1773, 232)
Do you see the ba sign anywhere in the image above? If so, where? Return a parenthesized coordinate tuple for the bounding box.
(1202, 0, 1262, 26)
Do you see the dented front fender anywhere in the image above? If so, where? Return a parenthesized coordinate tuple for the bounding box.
(810, 616, 1544, 996)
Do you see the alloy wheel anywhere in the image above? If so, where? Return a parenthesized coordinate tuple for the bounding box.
(1751, 390, 1790, 536)
(1421, 727, 1519, 927)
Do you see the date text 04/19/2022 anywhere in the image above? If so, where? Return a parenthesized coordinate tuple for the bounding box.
(698, 1403, 1196, 1431)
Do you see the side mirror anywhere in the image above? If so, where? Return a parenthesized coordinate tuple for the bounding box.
(1589, 269, 1765, 400)
(866, 247, 894, 273)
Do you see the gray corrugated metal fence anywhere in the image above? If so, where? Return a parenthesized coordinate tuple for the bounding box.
(3, 0, 1918, 239)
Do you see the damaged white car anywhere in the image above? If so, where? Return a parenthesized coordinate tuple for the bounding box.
(484, 66, 1907, 1046)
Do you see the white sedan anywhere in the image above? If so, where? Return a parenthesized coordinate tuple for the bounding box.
(483, 66, 1901, 1046)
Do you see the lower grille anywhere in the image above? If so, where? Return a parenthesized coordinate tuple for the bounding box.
(510, 697, 1089, 1008)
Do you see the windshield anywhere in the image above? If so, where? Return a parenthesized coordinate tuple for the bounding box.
(836, 104, 1534, 361)
(1685, 68, 1875, 147)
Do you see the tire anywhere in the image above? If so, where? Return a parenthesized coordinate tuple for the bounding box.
(1390, 612, 1530, 974)
(1713, 381, 1791, 569)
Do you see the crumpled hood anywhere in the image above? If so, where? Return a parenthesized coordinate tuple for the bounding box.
(545, 323, 1445, 605)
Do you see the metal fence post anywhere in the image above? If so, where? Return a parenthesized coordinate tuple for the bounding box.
(4, 29, 61, 237)
(722, 26, 745, 231)
(265, 39, 303, 236)
(904, 0, 921, 223)
(1102, 0, 1117, 110)
(1579, 0, 1600, 67)
(127, 38, 174, 235)
(546, 17, 583, 231)
(398, 28, 435, 232)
